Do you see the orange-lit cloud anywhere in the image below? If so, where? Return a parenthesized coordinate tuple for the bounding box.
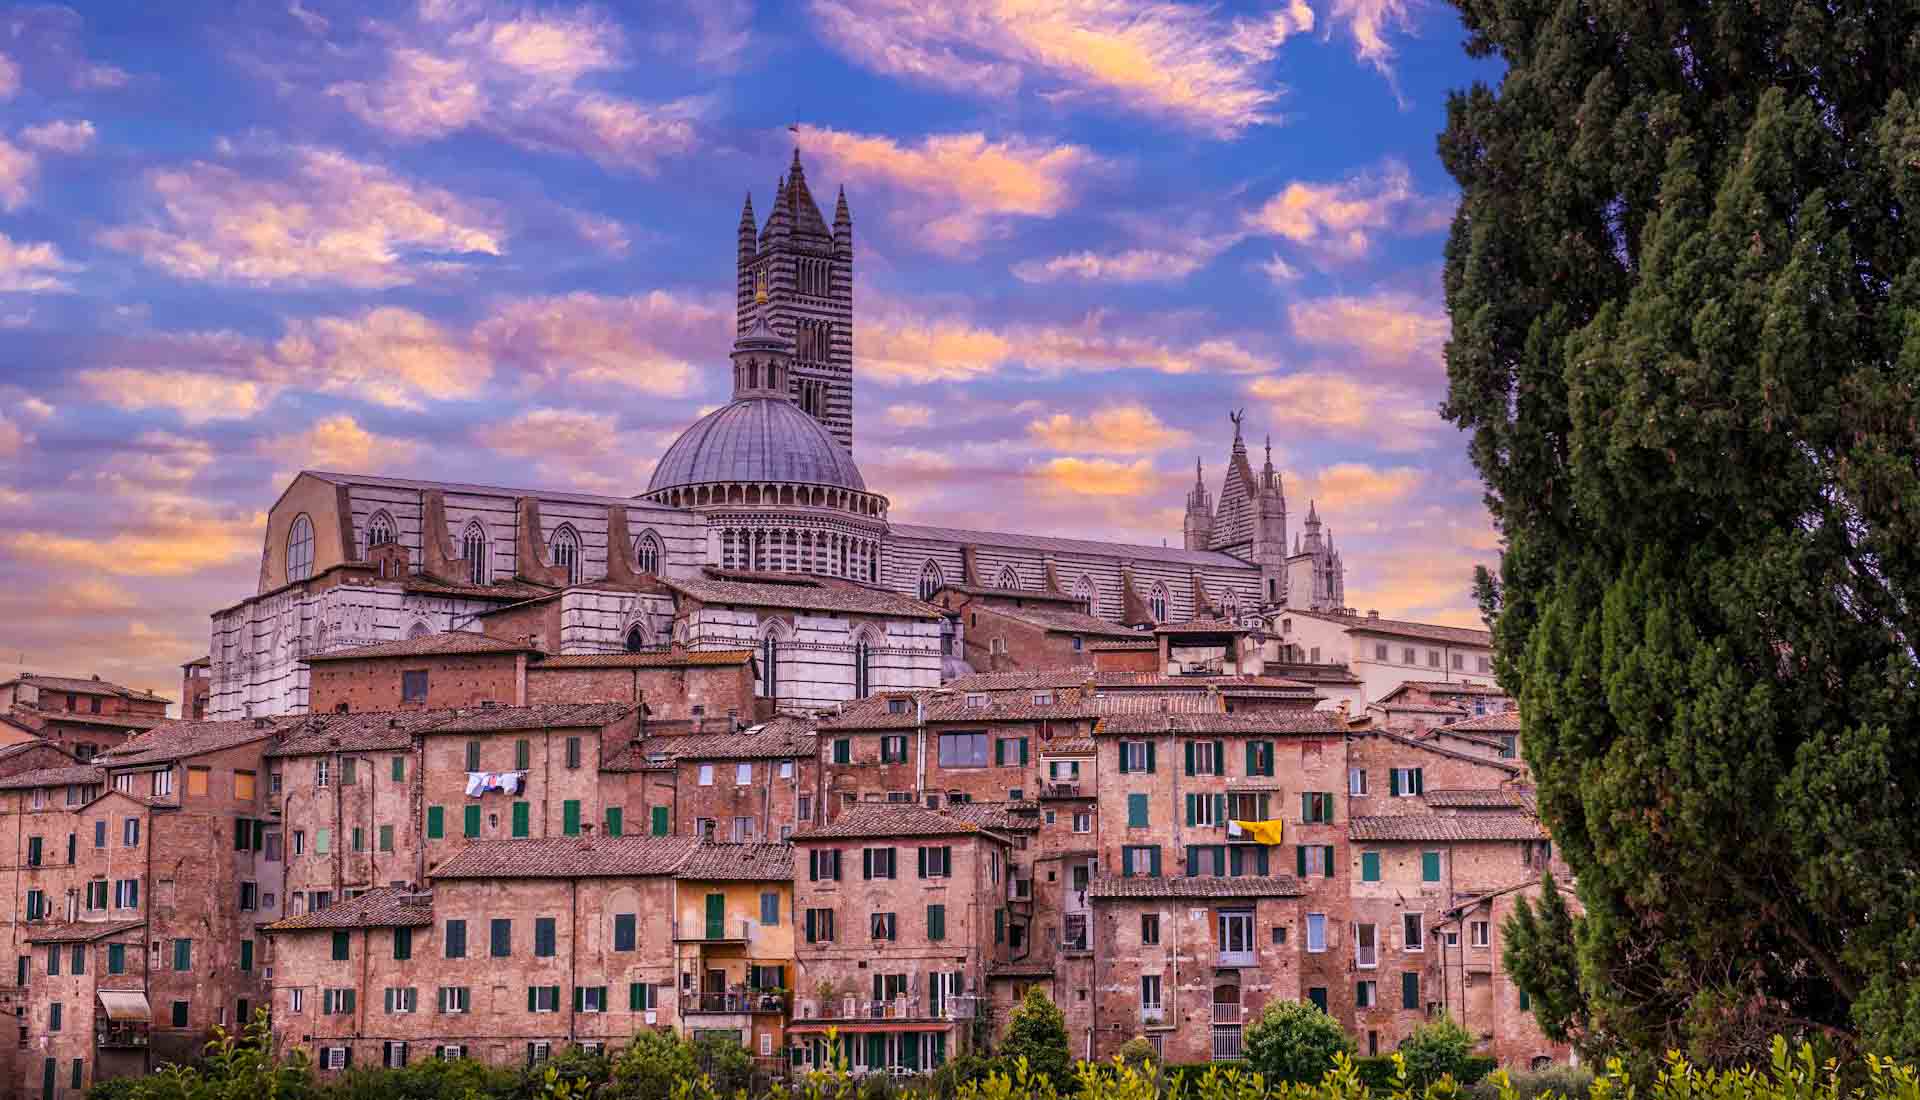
(884, 404, 932, 428)
(267, 307, 488, 410)
(259, 414, 421, 477)
(1329, 0, 1419, 80)
(1027, 405, 1191, 454)
(810, 0, 1312, 137)
(1288, 291, 1448, 368)
(474, 290, 723, 394)
(1012, 246, 1214, 284)
(797, 125, 1098, 253)
(1248, 370, 1444, 452)
(76, 361, 272, 425)
(101, 146, 504, 288)
(1247, 160, 1450, 262)
(0, 412, 27, 457)
(1289, 462, 1423, 514)
(474, 408, 630, 493)
(0, 232, 77, 292)
(0, 136, 35, 210)
(21, 119, 96, 153)
(864, 305, 1277, 384)
(1032, 456, 1159, 497)
(4, 498, 261, 577)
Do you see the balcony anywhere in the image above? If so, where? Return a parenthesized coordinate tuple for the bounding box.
(685, 991, 788, 1016)
(672, 917, 755, 944)
(1038, 781, 1083, 800)
(798, 995, 977, 1022)
(1211, 1025, 1244, 1061)
(97, 1025, 150, 1049)
(1141, 1006, 1168, 1028)
(1212, 1002, 1243, 1025)
(1216, 949, 1256, 968)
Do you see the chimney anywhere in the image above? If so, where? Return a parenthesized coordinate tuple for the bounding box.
(387, 717, 401, 729)
(1367, 609, 1380, 620)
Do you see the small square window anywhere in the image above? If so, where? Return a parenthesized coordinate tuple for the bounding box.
(401, 670, 429, 704)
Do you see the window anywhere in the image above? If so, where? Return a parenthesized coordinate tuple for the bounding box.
(315, 759, 331, 788)
(1390, 768, 1424, 797)
(698, 763, 714, 786)
(862, 847, 897, 879)
(444, 919, 467, 958)
(385, 987, 418, 1014)
(548, 524, 582, 585)
(1121, 845, 1160, 877)
(917, 845, 952, 878)
(1126, 793, 1149, 828)
(1402, 971, 1421, 1009)
(576, 986, 607, 1013)
(925, 903, 946, 941)
(1300, 792, 1335, 823)
(1374, 643, 1388, 660)
(1140, 975, 1163, 1011)
(462, 522, 489, 584)
(511, 801, 530, 837)
(439, 987, 471, 1014)
(731, 816, 754, 842)
(392, 927, 413, 960)
(1478, 655, 1493, 673)
(735, 762, 752, 785)
(529, 986, 560, 1013)
(114, 879, 138, 909)
(1422, 850, 1442, 882)
(1348, 768, 1368, 796)
(995, 736, 1028, 767)
(239, 881, 258, 911)
(808, 849, 841, 881)
(1296, 844, 1336, 878)
(402, 670, 429, 703)
(173, 938, 192, 971)
(1402, 912, 1425, 951)
(918, 560, 943, 599)
(870, 912, 897, 940)
(235, 770, 257, 800)
(151, 769, 173, 796)
(1148, 583, 1169, 622)
(1073, 811, 1092, 833)
(938, 732, 988, 768)
(1357, 980, 1377, 1008)
(1356, 923, 1378, 967)
(1141, 914, 1160, 945)
(186, 767, 209, 797)
(490, 918, 512, 957)
(804, 908, 835, 943)
(1471, 920, 1490, 947)
(534, 917, 556, 957)
(1187, 740, 1220, 776)
(634, 531, 661, 574)
(123, 818, 140, 847)
(879, 734, 908, 763)
(286, 514, 315, 582)
(1361, 851, 1381, 882)
(1306, 913, 1327, 952)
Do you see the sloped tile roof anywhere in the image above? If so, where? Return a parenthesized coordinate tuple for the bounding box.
(26, 919, 146, 943)
(1383, 681, 1510, 698)
(1379, 703, 1470, 716)
(1096, 712, 1351, 736)
(431, 835, 702, 878)
(302, 632, 538, 662)
(665, 574, 946, 619)
(943, 801, 1043, 833)
(265, 886, 435, 931)
(427, 702, 634, 733)
(1263, 662, 1364, 685)
(1359, 729, 1525, 775)
(400, 575, 556, 601)
(8, 708, 165, 732)
(1446, 711, 1522, 733)
(530, 649, 753, 669)
(1288, 609, 1492, 647)
(97, 718, 292, 767)
(1422, 788, 1533, 810)
(935, 583, 1084, 603)
(5, 674, 169, 703)
(791, 802, 1001, 841)
(1087, 874, 1306, 899)
(942, 668, 1101, 692)
(675, 843, 796, 881)
(1348, 814, 1545, 842)
(1042, 738, 1095, 754)
(1087, 640, 1156, 652)
(974, 604, 1141, 637)
(0, 764, 106, 790)
(268, 709, 465, 757)
(634, 726, 817, 762)
(818, 694, 1098, 731)
(1154, 617, 1248, 634)
(889, 522, 1252, 569)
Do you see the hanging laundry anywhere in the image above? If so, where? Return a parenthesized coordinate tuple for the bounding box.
(464, 771, 526, 797)
(1228, 819, 1286, 845)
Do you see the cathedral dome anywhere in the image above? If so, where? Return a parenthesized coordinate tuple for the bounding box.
(647, 397, 866, 494)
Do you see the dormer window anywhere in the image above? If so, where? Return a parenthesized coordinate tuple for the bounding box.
(964, 693, 989, 709)
(887, 699, 910, 716)
(1032, 692, 1054, 705)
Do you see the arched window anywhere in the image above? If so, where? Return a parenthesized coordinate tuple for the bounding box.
(366, 510, 395, 550)
(549, 524, 582, 586)
(407, 621, 432, 639)
(1148, 582, 1169, 623)
(758, 624, 787, 700)
(1073, 574, 1098, 617)
(1220, 589, 1240, 620)
(853, 628, 880, 697)
(286, 514, 315, 582)
(462, 521, 489, 585)
(633, 530, 661, 575)
(624, 624, 649, 652)
(997, 565, 1021, 590)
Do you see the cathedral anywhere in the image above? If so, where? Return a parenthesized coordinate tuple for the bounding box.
(208, 151, 1349, 719)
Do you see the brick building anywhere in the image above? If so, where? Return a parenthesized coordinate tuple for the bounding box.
(601, 721, 818, 843)
(671, 843, 797, 1061)
(788, 803, 1012, 1073)
(179, 659, 211, 721)
(0, 674, 171, 760)
(1433, 875, 1574, 1069)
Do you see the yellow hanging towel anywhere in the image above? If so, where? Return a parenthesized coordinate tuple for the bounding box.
(1228, 819, 1286, 846)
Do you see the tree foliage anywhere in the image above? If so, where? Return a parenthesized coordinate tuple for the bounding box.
(1503, 875, 1588, 1049)
(1440, 0, 1920, 1064)
(1243, 1000, 1357, 1085)
(1396, 1016, 1477, 1090)
(998, 988, 1074, 1091)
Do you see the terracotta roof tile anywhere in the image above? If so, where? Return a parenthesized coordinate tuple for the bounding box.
(1288, 609, 1492, 647)
(1043, 738, 1095, 754)
(97, 718, 291, 767)
(1097, 712, 1350, 735)
(1086, 640, 1156, 652)
(401, 575, 556, 601)
(791, 802, 1002, 841)
(431, 835, 702, 878)
(5, 674, 169, 702)
(1379, 703, 1470, 716)
(1348, 814, 1545, 842)
(1154, 617, 1248, 634)
(973, 604, 1141, 637)
(935, 583, 1084, 603)
(1262, 662, 1364, 685)
(818, 693, 1097, 731)
(1360, 729, 1524, 775)
(1383, 681, 1510, 698)
(8, 707, 165, 732)
(632, 726, 817, 762)
(0, 764, 107, 790)
(303, 632, 538, 662)
(943, 801, 1043, 833)
(266, 886, 435, 931)
(675, 843, 796, 881)
(1446, 711, 1521, 733)
(666, 574, 945, 619)
(268, 709, 465, 757)
(530, 649, 753, 669)
(1087, 874, 1306, 899)
(427, 702, 633, 733)
(25, 919, 146, 944)
(988, 962, 1056, 978)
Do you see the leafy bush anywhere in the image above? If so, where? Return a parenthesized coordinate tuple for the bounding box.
(998, 989, 1074, 1092)
(930, 1054, 1006, 1099)
(1242, 1000, 1359, 1085)
(1466, 1064, 1595, 1100)
(1396, 1015, 1477, 1089)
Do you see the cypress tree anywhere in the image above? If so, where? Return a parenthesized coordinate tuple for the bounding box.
(1440, 0, 1920, 1062)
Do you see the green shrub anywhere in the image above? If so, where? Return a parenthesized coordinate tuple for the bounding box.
(1353, 1055, 1401, 1091)
(1242, 1001, 1358, 1085)
(1466, 1064, 1595, 1100)
(1397, 1015, 1477, 1088)
(998, 988, 1074, 1092)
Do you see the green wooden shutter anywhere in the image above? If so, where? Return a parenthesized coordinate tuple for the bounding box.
(1324, 846, 1337, 878)
(515, 739, 530, 770)
(1183, 844, 1197, 877)
(1128, 793, 1148, 828)
(705, 893, 725, 940)
(1302, 792, 1312, 821)
(928, 904, 945, 941)
(1245, 741, 1257, 776)
(1214, 793, 1226, 825)
(1422, 851, 1442, 882)
(463, 805, 480, 838)
(1413, 768, 1424, 795)
(1145, 742, 1156, 772)
(1296, 845, 1308, 877)
(994, 738, 1005, 766)
(630, 983, 644, 1011)
(392, 756, 405, 782)
(1255, 847, 1270, 875)
(651, 806, 669, 835)
(1362, 852, 1381, 882)
(1402, 971, 1420, 1009)
(1390, 769, 1402, 797)
(562, 800, 581, 836)
(605, 807, 622, 836)
(1184, 741, 1195, 775)
(1149, 847, 1162, 877)
(426, 806, 444, 839)
(1184, 794, 1195, 826)
(512, 802, 530, 837)
(240, 940, 253, 971)
(1117, 744, 1130, 774)
(1213, 740, 1225, 775)
(1019, 738, 1029, 765)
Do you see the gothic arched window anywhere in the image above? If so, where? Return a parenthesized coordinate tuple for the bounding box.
(1073, 574, 1098, 617)
(758, 623, 787, 699)
(997, 565, 1021, 590)
(853, 634, 874, 698)
(286, 514, 315, 583)
(462, 521, 489, 585)
(366, 510, 395, 550)
(1148, 582, 1170, 623)
(634, 530, 661, 575)
(549, 524, 582, 586)
(407, 621, 432, 639)
(1220, 588, 1240, 620)
(624, 624, 648, 652)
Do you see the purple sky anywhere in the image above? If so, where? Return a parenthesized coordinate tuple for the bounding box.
(0, 1, 1502, 705)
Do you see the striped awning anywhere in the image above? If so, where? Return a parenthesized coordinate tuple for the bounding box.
(97, 991, 151, 1022)
(787, 1021, 952, 1034)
